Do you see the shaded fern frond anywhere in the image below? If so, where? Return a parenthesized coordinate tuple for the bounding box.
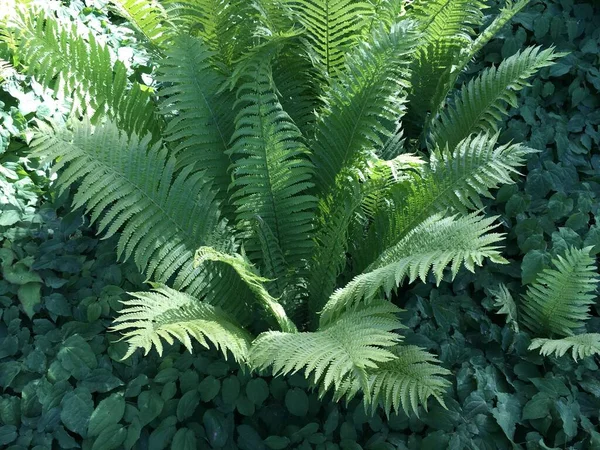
(490, 283, 519, 332)
(112, 284, 252, 361)
(4, 9, 160, 139)
(429, 46, 560, 151)
(333, 345, 451, 417)
(311, 20, 419, 195)
(521, 246, 599, 337)
(251, 300, 402, 393)
(529, 334, 600, 361)
(321, 213, 506, 325)
(157, 35, 233, 193)
(31, 119, 226, 295)
(195, 246, 297, 333)
(110, 0, 175, 50)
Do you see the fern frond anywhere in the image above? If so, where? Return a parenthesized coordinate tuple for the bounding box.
(521, 247, 599, 337)
(157, 35, 233, 193)
(112, 284, 252, 361)
(31, 120, 225, 295)
(529, 334, 600, 361)
(333, 345, 451, 417)
(321, 213, 506, 325)
(284, 0, 375, 78)
(195, 247, 297, 333)
(4, 9, 159, 139)
(429, 46, 560, 151)
(110, 0, 175, 50)
(227, 35, 317, 296)
(310, 20, 419, 195)
(251, 300, 402, 393)
(490, 283, 519, 332)
(353, 133, 534, 271)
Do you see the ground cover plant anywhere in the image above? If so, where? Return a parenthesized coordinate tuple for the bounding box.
(0, 0, 599, 449)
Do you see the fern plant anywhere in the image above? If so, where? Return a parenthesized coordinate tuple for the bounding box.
(2, 0, 561, 415)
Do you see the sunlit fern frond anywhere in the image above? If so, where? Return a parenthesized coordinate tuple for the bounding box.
(490, 283, 519, 332)
(321, 212, 506, 325)
(112, 284, 252, 361)
(521, 246, 599, 337)
(529, 334, 600, 361)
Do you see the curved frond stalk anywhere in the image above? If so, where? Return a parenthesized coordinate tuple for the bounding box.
(529, 334, 600, 361)
(521, 246, 599, 337)
(284, 0, 375, 78)
(405, 0, 486, 128)
(195, 247, 298, 333)
(110, 0, 176, 51)
(311, 20, 420, 196)
(112, 284, 252, 361)
(251, 300, 403, 393)
(228, 35, 317, 297)
(354, 133, 534, 271)
(31, 119, 227, 296)
(157, 35, 234, 194)
(321, 212, 506, 325)
(332, 345, 451, 417)
(4, 9, 160, 139)
(429, 46, 561, 151)
(490, 283, 519, 332)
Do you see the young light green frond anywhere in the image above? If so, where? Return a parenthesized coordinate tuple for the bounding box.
(353, 133, 533, 272)
(429, 46, 561, 151)
(31, 119, 227, 296)
(310, 20, 420, 195)
(490, 283, 519, 332)
(157, 35, 233, 193)
(284, 0, 375, 78)
(320, 212, 506, 325)
(529, 334, 600, 361)
(228, 38, 317, 295)
(521, 246, 599, 337)
(250, 300, 403, 393)
(4, 9, 160, 139)
(110, 0, 175, 50)
(332, 345, 451, 417)
(195, 247, 298, 333)
(405, 0, 486, 126)
(112, 284, 252, 362)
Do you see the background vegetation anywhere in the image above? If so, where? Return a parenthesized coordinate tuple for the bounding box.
(0, 0, 599, 449)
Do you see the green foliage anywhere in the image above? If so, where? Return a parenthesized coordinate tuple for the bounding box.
(529, 334, 600, 360)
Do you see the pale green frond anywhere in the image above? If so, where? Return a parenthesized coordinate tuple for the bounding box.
(30, 119, 227, 297)
(529, 334, 600, 361)
(353, 133, 534, 272)
(429, 46, 561, 151)
(227, 34, 317, 296)
(332, 345, 451, 417)
(3, 9, 160, 139)
(321, 213, 506, 326)
(195, 247, 298, 333)
(310, 19, 420, 196)
(521, 246, 599, 337)
(157, 35, 234, 193)
(250, 300, 403, 393)
(110, 0, 176, 50)
(112, 284, 252, 362)
(284, 0, 375, 78)
(490, 283, 519, 332)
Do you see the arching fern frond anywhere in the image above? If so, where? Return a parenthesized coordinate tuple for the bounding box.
(30, 119, 225, 296)
(110, 0, 175, 51)
(321, 213, 506, 325)
(3, 9, 160, 139)
(332, 345, 451, 417)
(112, 284, 252, 361)
(157, 35, 233, 193)
(311, 20, 420, 195)
(428, 46, 560, 151)
(521, 246, 599, 337)
(251, 300, 402, 393)
(529, 334, 600, 361)
(490, 283, 519, 332)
